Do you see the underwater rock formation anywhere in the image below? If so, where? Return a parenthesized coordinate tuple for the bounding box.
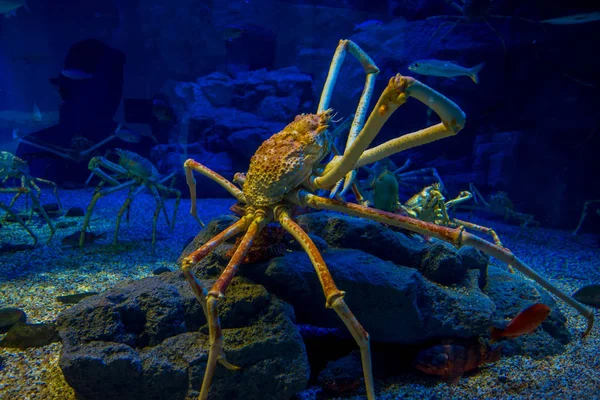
(57, 275, 309, 400)
(151, 66, 313, 196)
(58, 211, 572, 398)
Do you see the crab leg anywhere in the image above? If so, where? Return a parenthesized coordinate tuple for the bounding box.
(79, 180, 137, 247)
(147, 185, 168, 254)
(277, 207, 375, 400)
(313, 74, 466, 190)
(181, 216, 250, 316)
(157, 182, 181, 230)
(33, 177, 62, 213)
(0, 202, 38, 246)
(114, 185, 136, 246)
(23, 180, 55, 243)
(318, 40, 380, 198)
(291, 190, 595, 337)
(184, 159, 246, 227)
(200, 212, 268, 400)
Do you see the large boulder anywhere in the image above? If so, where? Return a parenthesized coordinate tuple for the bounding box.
(57, 274, 309, 400)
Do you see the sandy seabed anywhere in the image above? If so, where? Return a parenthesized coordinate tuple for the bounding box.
(0, 188, 599, 400)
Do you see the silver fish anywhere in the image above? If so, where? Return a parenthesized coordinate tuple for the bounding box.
(408, 59, 485, 84)
(114, 124, 142, 143)
(61, 69, 94, 80)
(542, 12, 600, 25)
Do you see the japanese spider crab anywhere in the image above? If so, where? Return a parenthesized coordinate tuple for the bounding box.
(180, 40, 593, 400)
(80, 149, 181, 253)
(0, 150, 60, 245)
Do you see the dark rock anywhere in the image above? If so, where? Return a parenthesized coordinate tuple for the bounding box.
(0, 322, 60, 349)
(152, 267, 171, 275)
(0, 307, 27, 333)
(295, 212, 426, 268)
(242, 248, 495, 343)
(65, 207, 85, 217)
(57, 273, 309, 400)
(56, 292, 100, 305)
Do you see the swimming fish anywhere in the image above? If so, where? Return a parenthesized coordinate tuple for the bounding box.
(61, 69, 94, 80)
(0, 0, 28, 16)
(414, 341, 502, 383)
(354, 20, 384, 32)
(572, 284, 600, 309)
(408, 60, 485, 84)
(62, 231, 106, 247)
(490, 303, 551, 343)
(114, 124, 142, 143)
(541, 12, 600, 25)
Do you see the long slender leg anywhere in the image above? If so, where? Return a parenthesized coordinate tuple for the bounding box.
(449, 217, 514, 273)
(114, 185, 137, 246)
(0, 188, 27, 223)
(199, 212, 268, 400)
(0, 202, 38, 246)
(157, 183, 181, 230)
(33, 177, 62, 213)
(277, 207, 375, 400)
(180, 216, 250, 316)
(148, 185, 166, 254)
(318, 40, 380, 198)
(313, 74, 466, 190)
(290, 190, 594, 337)
(24, 181, 55, 243)
(184, 159, 246, 227)
(573, 200, 600, 235)
(80, 180, 136, 247)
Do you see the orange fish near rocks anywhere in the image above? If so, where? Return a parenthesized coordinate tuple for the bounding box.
(414, 341, 501, 382)
(490, 303, 551, 343)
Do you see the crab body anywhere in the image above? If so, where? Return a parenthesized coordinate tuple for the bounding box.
(116, 149, 159, 181)
(243, 112, 332, 206)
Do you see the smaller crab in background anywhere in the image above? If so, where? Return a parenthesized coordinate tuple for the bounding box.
(80, 149, 180, 253)
(356, 158, 444, 210)
(0, 151, 60, 245)
(573, 200, 600, 235)
(456, 183, 539, 231)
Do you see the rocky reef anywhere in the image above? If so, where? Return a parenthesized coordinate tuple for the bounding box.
(57, 211, 571, 399)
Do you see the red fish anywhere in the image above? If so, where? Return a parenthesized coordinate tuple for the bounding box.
(414, 341, 501, 382)
(490, 303, 551, 343)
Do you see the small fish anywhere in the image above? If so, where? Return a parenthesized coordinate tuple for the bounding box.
(414, 342, 501, 382)
(94, 11, 118, 19)
(353, 19, 383, 32)
(56, 292, 99, 305)
(0, 0, 28, 15)
(61, 69, 94, 80)
(221, 25, 245, 41)
(408, 60, 485, 84)
(12, 53, 49, 64)
(152, 99, 174, 122)
(541, 12, 600, 25)
(490, 303, 551, 343)
(32, 103, 42, 122)
(114, 124, 142, 143)
(61, 231, 106, 247)
(572, 284, 600, 309)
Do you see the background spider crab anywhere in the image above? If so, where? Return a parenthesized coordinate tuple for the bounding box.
(180, 40, 593, 400)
